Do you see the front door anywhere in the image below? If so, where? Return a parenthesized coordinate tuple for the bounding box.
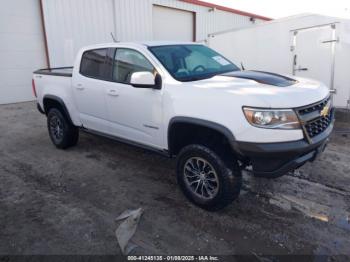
(106, 48, 164, 149)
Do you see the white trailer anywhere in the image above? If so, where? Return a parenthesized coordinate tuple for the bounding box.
(208, 14, 350, 109)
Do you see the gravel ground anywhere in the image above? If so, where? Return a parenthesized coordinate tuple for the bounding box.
(0, 102, 349, 260)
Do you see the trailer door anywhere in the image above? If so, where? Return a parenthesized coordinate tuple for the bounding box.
(291, 24, 345, 106)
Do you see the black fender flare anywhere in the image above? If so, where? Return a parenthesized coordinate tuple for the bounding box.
(43, 95, 74, 125)
(167, 116, 239, 155)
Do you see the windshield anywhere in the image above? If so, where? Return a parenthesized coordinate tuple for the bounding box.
(148, 44, 240, 82)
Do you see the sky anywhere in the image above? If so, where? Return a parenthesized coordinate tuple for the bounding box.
(205, 0, 350, 19)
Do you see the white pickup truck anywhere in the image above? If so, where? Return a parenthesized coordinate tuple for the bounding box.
(33, 42, 334, 210)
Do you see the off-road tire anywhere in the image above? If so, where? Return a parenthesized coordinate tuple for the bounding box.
(47, 108, 79, 149)
(177, 144, 242, 211)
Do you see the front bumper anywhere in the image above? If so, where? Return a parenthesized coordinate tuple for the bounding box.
(233, 120, 334, 178)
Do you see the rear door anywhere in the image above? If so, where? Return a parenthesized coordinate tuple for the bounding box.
(72, 48, 112, 133)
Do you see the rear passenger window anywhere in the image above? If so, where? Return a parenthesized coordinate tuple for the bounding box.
(80, 49, 108, 79)
(113, 48, 155, 84)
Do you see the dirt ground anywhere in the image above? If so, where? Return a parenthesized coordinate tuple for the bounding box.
(0, 102, 349, 259)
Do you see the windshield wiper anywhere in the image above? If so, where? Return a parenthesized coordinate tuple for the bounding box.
(180, 75, 213, 82)
(178, 69, 241, 82)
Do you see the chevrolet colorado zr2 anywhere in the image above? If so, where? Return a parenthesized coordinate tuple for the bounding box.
(33, 42, 334, 210)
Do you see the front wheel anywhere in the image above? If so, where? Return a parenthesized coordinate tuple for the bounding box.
(176, 144, 242, 211)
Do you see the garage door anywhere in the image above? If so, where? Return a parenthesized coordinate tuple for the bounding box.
(152, 5, 195, 42)
(0, 0, 47, 104)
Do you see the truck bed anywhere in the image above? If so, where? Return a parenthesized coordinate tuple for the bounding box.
(34, 67, 73, 77)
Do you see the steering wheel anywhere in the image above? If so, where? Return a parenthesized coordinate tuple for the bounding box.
(192, 65, 206, 72)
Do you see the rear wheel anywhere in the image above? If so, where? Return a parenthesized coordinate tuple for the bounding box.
(47, 108, 79, 149)
(177, 144, 242, 211)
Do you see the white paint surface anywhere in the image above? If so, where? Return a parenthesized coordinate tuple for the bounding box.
(41, 0, 115, 67)
(153, 5, 194, 41)
(0, 0, 46, 104)
(206, 0, 350, 19)
(209, 14, 350, 108)
(41, 0, 264, 67)
(34, 42, 330, 146)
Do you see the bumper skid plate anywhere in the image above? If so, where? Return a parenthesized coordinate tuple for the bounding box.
(234, 121, 333, 178)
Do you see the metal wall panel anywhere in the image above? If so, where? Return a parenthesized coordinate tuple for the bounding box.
(42, 0, 264, 66)
(152, 5, 194, 41)
(42, 0, 115, 67)
(154, 0, 261, 41)
(113, 0, 262, 42)
(0, 0, 47, 104)
(114, 0, 153, 42)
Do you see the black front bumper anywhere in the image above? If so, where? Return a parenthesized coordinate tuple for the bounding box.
(233, 121, 334, 178)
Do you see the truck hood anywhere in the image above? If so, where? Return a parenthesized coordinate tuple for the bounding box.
(221, 70, 297, 87)
(191, 71, 329, 108)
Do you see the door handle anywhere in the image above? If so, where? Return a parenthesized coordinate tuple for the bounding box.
(107, 89, 119, 97)
(296, 66, 308, 71)
(76, 84, 85, 90)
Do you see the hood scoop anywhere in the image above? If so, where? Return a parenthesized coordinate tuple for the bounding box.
(221, 70, 297, 87)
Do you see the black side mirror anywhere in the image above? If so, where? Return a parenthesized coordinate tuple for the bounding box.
(153, 73, 162, 90)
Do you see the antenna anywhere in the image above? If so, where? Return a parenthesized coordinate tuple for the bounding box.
(110, 32, 118, 43)
(241, 62, 245, 71)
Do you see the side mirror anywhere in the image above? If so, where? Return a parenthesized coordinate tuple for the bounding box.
(130, 71, 161, 89)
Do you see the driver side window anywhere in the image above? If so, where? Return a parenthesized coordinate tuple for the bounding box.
(112, 48, 155, 84)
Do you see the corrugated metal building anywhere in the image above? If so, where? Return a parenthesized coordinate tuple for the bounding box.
(0, 0, 47, 104)
(0, 0, 270, 104)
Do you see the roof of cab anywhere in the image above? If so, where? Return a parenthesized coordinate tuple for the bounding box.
(81, 41, 203, 51)
(140, 41, 202, 47)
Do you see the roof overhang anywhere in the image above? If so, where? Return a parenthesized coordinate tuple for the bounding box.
(180, 0, 272, 21)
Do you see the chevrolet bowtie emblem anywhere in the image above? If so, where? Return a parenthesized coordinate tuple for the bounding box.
(320, 103, 330, 117)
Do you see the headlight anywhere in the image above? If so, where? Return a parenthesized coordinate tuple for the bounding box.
(243, 107, 300, 129)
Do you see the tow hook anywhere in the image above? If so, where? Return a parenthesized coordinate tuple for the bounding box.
(310, 139, 329, 162)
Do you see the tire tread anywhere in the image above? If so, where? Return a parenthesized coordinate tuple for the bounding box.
(177, 144, 242, 211)
(47, 108, 79, 149)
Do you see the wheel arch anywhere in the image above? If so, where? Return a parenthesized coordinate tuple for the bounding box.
(43, 95, 74, 125)
(167, 117, 238, 157)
